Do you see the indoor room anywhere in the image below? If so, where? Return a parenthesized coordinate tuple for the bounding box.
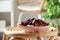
(0, 0, 60, 40)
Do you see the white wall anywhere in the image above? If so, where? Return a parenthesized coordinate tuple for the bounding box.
(0, 0, 11, 12)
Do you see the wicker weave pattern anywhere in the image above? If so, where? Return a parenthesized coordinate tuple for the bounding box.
(17, 0, 42, 6)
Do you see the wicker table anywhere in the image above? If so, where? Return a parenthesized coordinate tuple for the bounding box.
(2, 26, 58, 40)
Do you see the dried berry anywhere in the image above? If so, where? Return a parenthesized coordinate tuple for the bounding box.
(28, 19, 32, 25)
(38, 19, 49, 26)
(33, 20, 40, 26)
(21, 19, 30, 26)
(20, 18, 49, 26)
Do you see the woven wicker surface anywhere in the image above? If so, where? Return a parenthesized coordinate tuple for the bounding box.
(4, 26, 58, 37)
(17, 0, 42, 6)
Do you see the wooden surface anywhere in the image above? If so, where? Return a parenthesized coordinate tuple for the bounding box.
(4, 26, 58, 37)
(17, 9, 40, 13)
(16, 0, 41, 6)
(16, 0, 45, 13)
(4, 29, 58, 37)
(2, 26, 58, 40)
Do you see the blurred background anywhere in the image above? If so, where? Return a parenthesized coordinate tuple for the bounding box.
(0, 0, 60, 40)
